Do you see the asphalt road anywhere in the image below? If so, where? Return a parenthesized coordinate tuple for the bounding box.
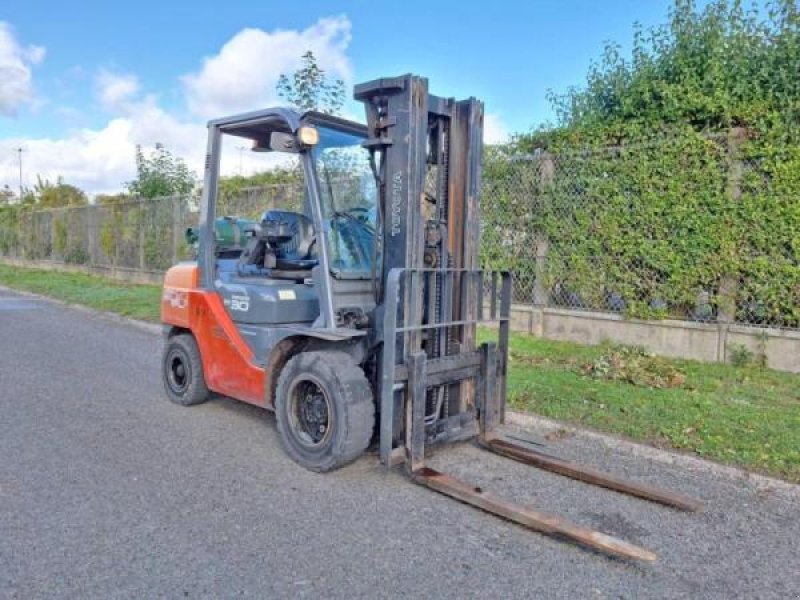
(1, 289, 798, 599)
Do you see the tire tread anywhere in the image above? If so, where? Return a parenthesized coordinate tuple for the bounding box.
(275, 350, 374, 472)
(162, 333, 210, 407)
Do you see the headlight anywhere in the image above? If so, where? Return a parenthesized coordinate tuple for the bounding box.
(297, 126, 319, 146)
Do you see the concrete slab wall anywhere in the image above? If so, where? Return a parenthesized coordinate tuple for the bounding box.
(725, 324, 800, 374)
(510, 305, 800, 373)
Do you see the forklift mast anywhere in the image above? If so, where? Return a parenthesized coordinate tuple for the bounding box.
(356, 75, 483, 288)
(354, 75, 511, 469)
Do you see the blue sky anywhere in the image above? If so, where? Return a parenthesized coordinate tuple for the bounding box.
(0, 0, 691, 194)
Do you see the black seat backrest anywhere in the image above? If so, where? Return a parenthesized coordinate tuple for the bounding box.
(260, 210, 316, 261)
(237, 210, 318, 278)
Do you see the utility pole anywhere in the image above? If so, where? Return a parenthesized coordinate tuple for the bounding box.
(16, 147, 24, 201)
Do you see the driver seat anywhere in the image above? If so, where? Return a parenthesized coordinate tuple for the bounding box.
(261, 210, 317, 270)
(237, 210, 318, 279)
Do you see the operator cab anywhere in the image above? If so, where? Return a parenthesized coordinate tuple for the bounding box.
(202, 110, 378, 330)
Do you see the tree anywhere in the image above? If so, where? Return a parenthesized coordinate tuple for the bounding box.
(276, 51, 346, 115)
(218, 168, 300, 198)
(0, 185, 13, 205)
(127, 143, 196, 199)
(33, 176, 88, 208)
(541, 0, 800, 137)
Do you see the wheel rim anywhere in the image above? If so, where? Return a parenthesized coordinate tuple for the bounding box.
(166, 349, 189, 394)
(287, 376, 333, 448)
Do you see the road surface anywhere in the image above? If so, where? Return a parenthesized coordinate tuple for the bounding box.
(1, 289, 798, 599)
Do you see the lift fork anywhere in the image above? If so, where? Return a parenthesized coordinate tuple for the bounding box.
(479, 436, 701, 513)
(404, 346, 699, 562)
(381, 269, 701, 563)
(411, 467, 658, 562)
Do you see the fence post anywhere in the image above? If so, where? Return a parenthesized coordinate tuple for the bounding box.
(86, 204, 97, 267)
(172, 196, 183, 264)
(138, 206, 146, 270)
(532, 151, 554, 306)
(717, 127, 747, 326)
(14, 212, 20, 258)
(48, 211, 55, 260)
(114, 204, 121, 266)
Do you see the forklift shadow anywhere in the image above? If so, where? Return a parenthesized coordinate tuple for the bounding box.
(204, 391, 388, 478)
(205, 392, 276, 425)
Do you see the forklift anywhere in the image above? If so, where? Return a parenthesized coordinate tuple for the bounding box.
(161, 74, 699, 562)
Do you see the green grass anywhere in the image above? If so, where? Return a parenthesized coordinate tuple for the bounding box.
(0, 263, 161, 321)
(2, 263, 798, 481)
(487, 330, 800, 483)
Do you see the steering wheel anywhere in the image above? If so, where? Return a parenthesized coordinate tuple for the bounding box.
(343, 206, 370, 220)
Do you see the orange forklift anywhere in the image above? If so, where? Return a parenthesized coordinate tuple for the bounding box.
(161, 74, 699, 562)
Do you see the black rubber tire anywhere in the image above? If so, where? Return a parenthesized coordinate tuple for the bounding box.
(274, 350, 374, 472)
(162, 333, 210, 406)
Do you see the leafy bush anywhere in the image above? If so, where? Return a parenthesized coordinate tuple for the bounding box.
(728, 343, 755, 368)
(0, 206, 20, 254)
(127, 144, 195, 199)
(99, 220, 118, 261)
(544, 0, 799, 133)
(53, 218, 68, 255)
(581, 343, 686, 388)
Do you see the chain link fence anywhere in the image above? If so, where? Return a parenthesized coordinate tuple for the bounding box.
(0, 183, 305, 273)
(0, 134, 797, 331)
(481, 134, 799, 331)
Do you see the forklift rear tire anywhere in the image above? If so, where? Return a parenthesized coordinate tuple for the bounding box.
(275, 350, 374, 472)
(162, 333, 210, 406)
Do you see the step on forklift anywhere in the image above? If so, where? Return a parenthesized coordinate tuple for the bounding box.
(161, 74, 700, 562)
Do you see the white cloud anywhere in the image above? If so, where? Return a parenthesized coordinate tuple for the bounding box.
(0, 15, 421, 197)
(182, 16, 352, 118)
(0, 16, 357, 195)
(0, 22, 45, 116)
(0, 99, 206, 196)
(95, 70, 140, 111)
(483, 112, 509, 145)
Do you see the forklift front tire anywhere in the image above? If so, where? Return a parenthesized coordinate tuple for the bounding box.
(162, 333, 210, 407)
(275, 350, 374, 472)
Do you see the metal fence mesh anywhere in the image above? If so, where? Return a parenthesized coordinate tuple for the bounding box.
(0, 134, 797, 330)
(481, 136, 798, 330)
